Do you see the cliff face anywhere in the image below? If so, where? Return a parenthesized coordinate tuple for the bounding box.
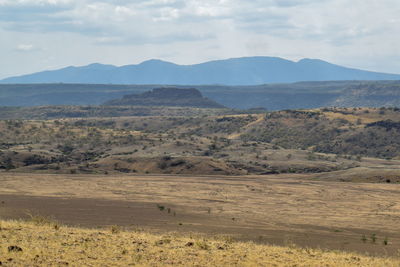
(138, 88, 202, 99)
(103, 88, 225, 108)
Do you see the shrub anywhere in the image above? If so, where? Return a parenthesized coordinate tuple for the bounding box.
(110, 225, 120, 234)
(196, 240, 210, 250)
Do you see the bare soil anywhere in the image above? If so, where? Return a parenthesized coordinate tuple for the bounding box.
(0, 173, 399, 256)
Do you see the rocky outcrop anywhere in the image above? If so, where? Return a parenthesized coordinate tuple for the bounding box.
(103, 88, 225, 108)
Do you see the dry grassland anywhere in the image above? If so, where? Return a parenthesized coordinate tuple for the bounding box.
(1, 173, 400, 256)
(0, 220, 399, 267)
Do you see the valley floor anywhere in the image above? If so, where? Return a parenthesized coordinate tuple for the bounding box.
(0, 173, 399, 257)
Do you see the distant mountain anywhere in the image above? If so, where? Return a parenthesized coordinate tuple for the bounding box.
(2, 57, 400, 85)
(104, 88, 225, 108)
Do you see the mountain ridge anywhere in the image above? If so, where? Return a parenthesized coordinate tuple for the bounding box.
(1, 81, 400, 109)
(2, 57, 400, 85)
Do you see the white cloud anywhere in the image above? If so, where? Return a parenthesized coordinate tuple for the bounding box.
(0, 0, 400, 78)
(16, 44, 36, 51)
(0, 0, 73, 7)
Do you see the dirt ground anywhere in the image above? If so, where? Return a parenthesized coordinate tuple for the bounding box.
(0, 172, 399, 256)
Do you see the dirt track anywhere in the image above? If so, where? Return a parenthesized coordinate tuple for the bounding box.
(0, 172, 399, 256)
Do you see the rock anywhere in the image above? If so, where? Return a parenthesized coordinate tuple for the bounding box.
(104, 88, 225, 108)
(8, 246, 23, 252)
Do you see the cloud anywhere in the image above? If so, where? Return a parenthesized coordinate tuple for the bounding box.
(0, 0, 324, 44)
(0, 0, 74, 14)
(15, 44, 36, 51)
(0, 0, 397, 45)
(93, 32, 214, 46)
(0, 0, 400, 78)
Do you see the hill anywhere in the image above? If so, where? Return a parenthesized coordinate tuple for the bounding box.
(1, 107, 400, 178)
(2, 57, 400, 85)
(103, 88, 225, 108)
(1, 81, 400, 109)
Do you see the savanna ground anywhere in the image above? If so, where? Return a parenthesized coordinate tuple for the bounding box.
(0, 173, 400, 258)
(2, 107, 400, 177)
(1, 219, 399, 266)
(1, 107, 400, 265)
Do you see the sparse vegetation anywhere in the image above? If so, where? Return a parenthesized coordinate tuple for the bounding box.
(1, 107, 399, 178)
(0, 220, 398, 266)
(361, 235, 367, 243)
(1, 106, 400, 266)
(384, 237, 389, 246)
(371, 234, 377, 244)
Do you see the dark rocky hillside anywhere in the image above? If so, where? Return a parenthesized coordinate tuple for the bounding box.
(238, 108, 400, 159)
(332, 82, 400, 107)
(1, 81, 400, 110)
(103, 88, 225, 108)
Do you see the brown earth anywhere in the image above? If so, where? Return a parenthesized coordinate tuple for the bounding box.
(0, 172, 399, 256)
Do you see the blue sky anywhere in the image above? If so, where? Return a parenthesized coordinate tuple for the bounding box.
(1, 0, 400, 78)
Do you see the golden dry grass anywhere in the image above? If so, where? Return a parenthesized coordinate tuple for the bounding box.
(1, 173, 400, 256)
(0, 220, 399, 267)
(321, 109, 400, 125)
(227, 114, 265, 140)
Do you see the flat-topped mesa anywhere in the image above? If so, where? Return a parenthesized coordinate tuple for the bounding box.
(104, 87, 225, 108)
(134, 88, 203, 99)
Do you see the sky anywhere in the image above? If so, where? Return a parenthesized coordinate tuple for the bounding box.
(0, 0, 400, 79)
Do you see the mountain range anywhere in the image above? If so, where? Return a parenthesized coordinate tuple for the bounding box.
(2, 57, 400, 85)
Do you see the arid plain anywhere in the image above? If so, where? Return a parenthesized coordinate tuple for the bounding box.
(1, 107, 400, 265)
(1, 172, 399, 256)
